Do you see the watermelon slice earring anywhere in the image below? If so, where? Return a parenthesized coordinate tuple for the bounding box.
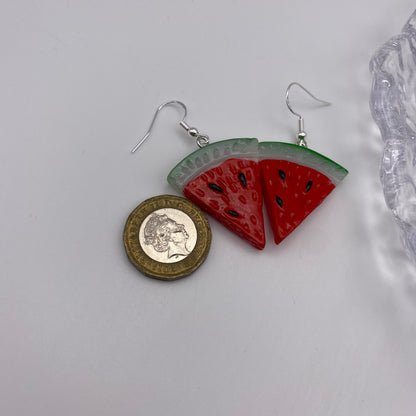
(132, 100, 266, 250)
(259, 82, 348, 245)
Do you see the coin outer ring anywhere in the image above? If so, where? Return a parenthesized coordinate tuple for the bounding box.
(123, 195, 212, 281)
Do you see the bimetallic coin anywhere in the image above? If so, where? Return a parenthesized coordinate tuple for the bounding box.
(123, 195, 211, 280)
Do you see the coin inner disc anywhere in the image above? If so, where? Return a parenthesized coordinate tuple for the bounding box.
(139, 208, 198, 264)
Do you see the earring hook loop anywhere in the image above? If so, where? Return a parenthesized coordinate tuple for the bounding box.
(285, 82, 331, 147)
(131, 100, 209, 153)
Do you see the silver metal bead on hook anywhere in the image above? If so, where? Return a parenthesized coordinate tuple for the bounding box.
(285, 82, 331, 148)
(131, 100, 210, 153)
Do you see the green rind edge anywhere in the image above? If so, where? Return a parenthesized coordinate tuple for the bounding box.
(258, 142, 348, 185)
(167, 138, 259, 193)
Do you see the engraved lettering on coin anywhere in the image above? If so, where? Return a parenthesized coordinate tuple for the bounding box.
(139, 208, 197, 263)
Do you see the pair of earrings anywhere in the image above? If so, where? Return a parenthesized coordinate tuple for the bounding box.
(123, 83, 348, 280)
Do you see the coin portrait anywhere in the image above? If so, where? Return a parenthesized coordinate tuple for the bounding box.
(139, 208, 197, 263)
(123, 195, 211, 280)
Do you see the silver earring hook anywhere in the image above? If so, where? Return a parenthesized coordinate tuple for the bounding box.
(131, 100, 209, 153)
(285, 82, 331, 147)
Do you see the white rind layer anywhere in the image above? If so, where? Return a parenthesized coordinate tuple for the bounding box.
(259, 142, 348, 185)
(167, 138, 259, 193)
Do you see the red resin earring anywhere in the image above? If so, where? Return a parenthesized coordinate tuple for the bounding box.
(131, 88, 348, 252)
(132, 101, 266, 250)
(259, 82, 348, 245)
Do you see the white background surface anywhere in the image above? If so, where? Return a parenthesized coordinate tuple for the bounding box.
(2, 1, 416, 415)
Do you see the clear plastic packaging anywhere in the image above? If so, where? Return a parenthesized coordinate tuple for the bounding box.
(370, 10, 416, 265)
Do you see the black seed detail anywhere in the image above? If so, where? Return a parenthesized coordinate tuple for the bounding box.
(275, 196, 283, 208)
(228, 210, 239, 217)
(279, 169, 286, 180)
(305, 180, 313, 192)
(208, 183, 223, 193)
(238, 172, 247, 187)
